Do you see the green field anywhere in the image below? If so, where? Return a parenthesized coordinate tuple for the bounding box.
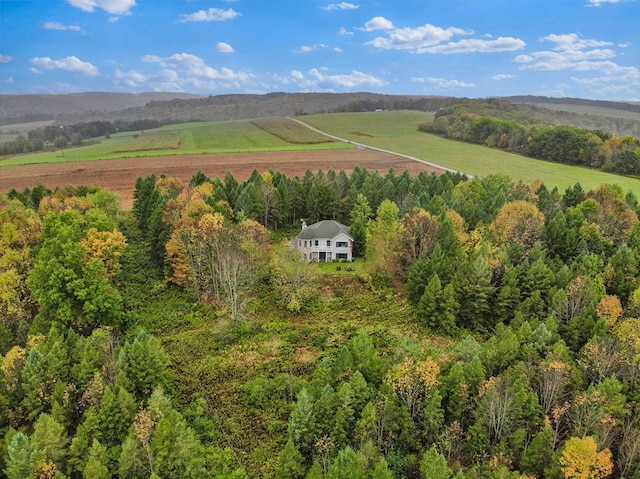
(0, 119, 351, 166)
(3, 111, 640, 197)
(300, 111, 640, 197)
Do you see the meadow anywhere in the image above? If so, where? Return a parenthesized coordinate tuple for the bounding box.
(2, 111, 640, 197)
(300, 111, 640, 197)
(0, 118, 351, 166)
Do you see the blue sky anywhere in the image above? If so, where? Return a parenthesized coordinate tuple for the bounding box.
(1, 0, 638, 100)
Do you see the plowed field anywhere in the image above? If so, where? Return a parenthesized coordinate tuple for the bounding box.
(0, 148, 443, 209)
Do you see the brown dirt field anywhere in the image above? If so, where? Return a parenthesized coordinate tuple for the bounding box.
(0, 148, 444, 210)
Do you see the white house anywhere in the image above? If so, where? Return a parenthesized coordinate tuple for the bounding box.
(291, 220, 353, 262)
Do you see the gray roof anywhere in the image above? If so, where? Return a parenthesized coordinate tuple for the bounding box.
(296, 220, 353, 240)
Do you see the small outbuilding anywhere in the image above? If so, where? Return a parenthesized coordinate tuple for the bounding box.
(291, 220, 353, 262)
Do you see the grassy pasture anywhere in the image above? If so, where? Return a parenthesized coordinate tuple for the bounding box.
(2, 111, 639, 197)
(0, 119, 351, 166)
(250, 117, 337, 144)
(114, 130, 181, 152)
(301, 111, 640, 197)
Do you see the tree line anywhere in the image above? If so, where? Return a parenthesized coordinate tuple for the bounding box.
(2, 167, 640, 477)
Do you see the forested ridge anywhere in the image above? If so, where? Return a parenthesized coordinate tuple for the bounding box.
(2, 165, 640, 478)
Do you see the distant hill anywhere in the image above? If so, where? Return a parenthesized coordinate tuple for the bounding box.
(0, 92, 202, 125)
(2, 91, 639, 137)
(52, 92, 433, 125)
(503, 95, 640, 124)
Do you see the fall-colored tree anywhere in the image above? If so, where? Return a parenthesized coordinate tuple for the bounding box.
(366, 199, 400, 281)
(559, 436, 613, 479)
(490, 200, 545, 254)
(385, 356, 439, 419)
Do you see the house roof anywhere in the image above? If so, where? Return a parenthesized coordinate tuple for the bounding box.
(295, 220, 353, 240)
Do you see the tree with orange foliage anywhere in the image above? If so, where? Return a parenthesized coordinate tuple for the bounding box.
(559, 436, 613, 479)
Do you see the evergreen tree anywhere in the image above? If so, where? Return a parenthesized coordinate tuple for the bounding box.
(349, 193, 372, 257)
(276, 440, 306, 479)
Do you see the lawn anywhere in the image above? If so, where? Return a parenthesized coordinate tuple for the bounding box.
(301, 111, 640, 197)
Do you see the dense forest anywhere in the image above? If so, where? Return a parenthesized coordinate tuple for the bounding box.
(2, 166, 640, 478)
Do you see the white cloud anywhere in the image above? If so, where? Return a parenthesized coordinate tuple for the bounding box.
(0, 54, 13, 63)
(492, 74, 516, 80)
(588, 0, 627, 6)
(338, 27, 353, 36)
(365, 20, 524, 55)
(367, 23, 470, 51)
(115, 68, 182, 91)
(323, 2, 359, 11)
(294, 44, 328, 54)
(1, 76, 14, 84)
(216, 42, 235, 53)
(516, 33, 620, 71)
(67, 0, 136, 15)
(30, 56, 99, 76)
(419, 37, 525, 54)
(179, 8, 240, 23)
(43, 21, 83, 32)
(288, 68, 385, 91)
(544, 33, 612, 51)
(412, 77, 475, 89)
(363, 16, 394, 32)
(142, 53, 252, 84)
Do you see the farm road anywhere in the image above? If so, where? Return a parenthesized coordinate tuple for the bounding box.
(288, 117, 471, 177)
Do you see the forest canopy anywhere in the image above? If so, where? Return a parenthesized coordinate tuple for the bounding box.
(2, 167, 640, 478)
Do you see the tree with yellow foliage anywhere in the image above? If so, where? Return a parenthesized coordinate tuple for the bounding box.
(559, 436, 613, 479)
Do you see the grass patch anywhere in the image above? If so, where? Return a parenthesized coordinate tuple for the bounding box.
(114, 130, 181, 153)
(1, 119, 352, 166)
(250, 117, 336, 144)
(301, 111, 640, 197)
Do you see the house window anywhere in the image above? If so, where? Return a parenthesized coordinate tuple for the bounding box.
(327, 240, 331, 246)
(336, 253, 348, 259)
(336, 241, 349, 248)
(315, 240, 319, 246)
(304, 241, 307, 247)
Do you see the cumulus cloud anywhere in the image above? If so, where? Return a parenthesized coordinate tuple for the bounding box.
(419, 37, 525, 54)
(140, 52, 252, 91)
(365, 19, 524, 55)
(515, 33, 620, 71)
(294, 44, 328, 54)
(0, 54, 14, 63)
(43, 21, 83, 32)
(338, 27, 353, 36)
(115, 68, 181, 91)
(363, 16, 394, 31)
(288, 68, 385, 91)
(216, 42, 235, 53)
(30, 56, 99, 76)
(492, 74, 516, 80)
(179, 8, 240, 23)
(412, 77, 475, 89)
(67, 0, 136, 15)
(323, 2, 359, 11)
